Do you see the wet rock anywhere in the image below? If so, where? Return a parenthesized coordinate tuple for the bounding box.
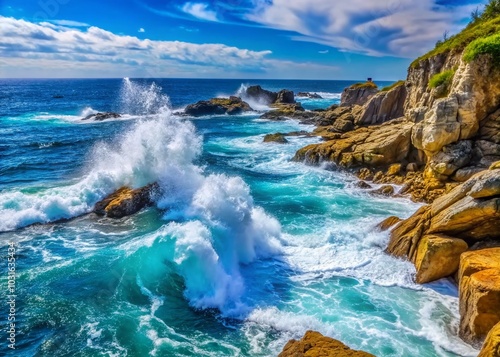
(185, 97, 252, 117)
(94, 183, 159, 218)
(297, 92, 323, 99)
(82, 112, 121, 121)
(278, 330, 375, 357)
(377, 216, 402, 231)
(371, 185, 395, 196)
(356, 181, 373, 189)
(478, 321, 500, 357)
(263, 133, 288, 144)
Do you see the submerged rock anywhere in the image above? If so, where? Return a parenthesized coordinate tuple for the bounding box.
(278, 330, 375, 357)
(82, 112, 121, 121)
(185, 96, 252, 117)
(94, 183, 159, 218)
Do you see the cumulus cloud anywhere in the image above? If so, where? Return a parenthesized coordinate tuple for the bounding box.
(48, 19, 90, 27)
(181, 2, 218, 22)
(0, 16, 340, 78)
(138, 27, 145, 33)
(247, 0, 479, 58)
(0, 16, 271, 74)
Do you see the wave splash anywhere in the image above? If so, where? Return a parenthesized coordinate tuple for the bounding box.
(0, 79, 282, 315)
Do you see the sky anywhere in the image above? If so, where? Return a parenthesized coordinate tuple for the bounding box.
(0, 0, 488, 80)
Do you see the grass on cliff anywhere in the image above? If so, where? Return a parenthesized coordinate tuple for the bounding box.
(411, 1, 500, 68)
(380, 80, 405, 92)
(463, 32, 500, 64)
(350, 82, 378, 89)
(428, 70, 455, 89)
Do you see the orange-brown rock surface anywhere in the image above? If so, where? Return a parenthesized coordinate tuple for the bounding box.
(278, 331, 375, 357)
(94, 183, 158, 218)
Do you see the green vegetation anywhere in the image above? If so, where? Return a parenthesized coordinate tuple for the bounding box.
(411, 0, 500, 68)
(463, 33, 500, 64)
(350, 82, 378, 90)
(428, 70, 455, 92)
(380, 80, 405, 92)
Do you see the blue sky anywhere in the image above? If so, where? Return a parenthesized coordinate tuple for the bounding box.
(0, 0, 487, 79)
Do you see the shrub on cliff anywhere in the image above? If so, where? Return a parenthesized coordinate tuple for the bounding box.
(463, 33, 500, 65)
(380, 80, 405, 92)
(350, 81, 378, 89)
(428, 70, 455, 89)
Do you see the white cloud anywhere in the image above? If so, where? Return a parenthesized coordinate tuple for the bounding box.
(48, 19, 90, 27)
(247, 0, 478, 58)
(181, 2, 218, 22)
(318, 50, 329, 54)
(0, 16, 340, 78)
(138, 27, 145, 33)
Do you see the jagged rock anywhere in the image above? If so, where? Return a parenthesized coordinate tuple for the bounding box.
(278, 331, 375, 357)
(428, 140, 473, 177)
(297, 92, 323, 99)
(185, 97, 252, 117)
(386, 164, 402, 176)
(460, 268, 500, 346)
(387, 169, 500, 282)
(356, 83, 407, 126)
(244, 85, 278, 104)
(377, 216, 402, 231)
(294, 118, 413, 168)
(478, 321, 500, 357)
(82, 112, 121, 121)
(453, 167, 486, 182)
(276, 90, 296, 104)
(94, 183, 158, 218)
(414, 234, 468, 283)
(491, 161, 500, 170)
(341, 84, 378, 107)
(406, 163, 419, 172)
(263, 133, 288, 144)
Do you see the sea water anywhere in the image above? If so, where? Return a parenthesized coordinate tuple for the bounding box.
(0, 78, 478, 356)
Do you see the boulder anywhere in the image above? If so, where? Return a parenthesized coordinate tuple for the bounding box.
(377, 216, 402, 231)
(82, 112, 121, 121)
(414, 234, 468, 284)
(371, 185, 395, 196)
(185, 97, 252, 117)
(459, 268, 500, 345)
(478, 321, 500, 357)
(263, 133, 288, 144)
(388, 169, 500, 266)
(278, 331, 375, 357)
(356, 181, 373, 189)
(94, 183, 158, 218)
(428, 140, 473, 177)
(330, 119, 355, 133)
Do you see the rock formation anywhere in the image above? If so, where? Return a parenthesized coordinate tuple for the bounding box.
(184, 96, 253, 116)
(278, 331, 375, 357)
(478, 321, 500, 357)
(297, 92, 323, 99)
(82, 112, 121, 121)
(263, 133, 289, 144)
(340, 82, 379, 107)
(94, 183, 159, 218)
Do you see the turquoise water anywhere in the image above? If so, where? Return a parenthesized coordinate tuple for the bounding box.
(0, 79, 477, 356)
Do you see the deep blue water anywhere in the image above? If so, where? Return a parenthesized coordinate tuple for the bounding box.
(0, 78, 477, 356)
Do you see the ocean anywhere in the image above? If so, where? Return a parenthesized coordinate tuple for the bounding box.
(0, 78, 478, 356)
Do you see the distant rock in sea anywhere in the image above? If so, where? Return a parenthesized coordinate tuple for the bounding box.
(82, 112, 121, 121)
(297, 92, 323, 99)
(184, 96, 253, 117)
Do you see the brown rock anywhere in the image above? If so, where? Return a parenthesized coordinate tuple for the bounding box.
(94, 183, 158, 218)
(371, 185, 395, 196)
(341, 84, 378, 107)
(377, 216, 402, 231)
(358, 168, 374, 181)
(185, 97, 253, 117)
(459, 268, 500, 345)
(386, 164, 402, 176)
(491, 161, 500, 170)
(278, 330, 375, 357)
(414, 234, 468, 283)
(356, 181, 372, 189)
(263, 133, 288, 144)
(458, 248, 500, 283)
(406, 163, 419, 172)
(478, 321, 500, 357)
(356, 83, 407, 126)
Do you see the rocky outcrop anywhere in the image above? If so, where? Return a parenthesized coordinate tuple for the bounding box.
(278, 331, 375, 357)
(387, 168, 500, 283)
(297, 92, 323, 99)
(341, 83, 379, 107)
(94, 183, 158, 218)
(185, 97, 253, 116)
(459, 249, 500, 345)
(82, 112, 121, 121)
(294, 118, 413, 168)
(243, 86, 296, 105)
(478, 321, 500, 357)
(356, 83, 407, 126)
(263, 133, 288, 144)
